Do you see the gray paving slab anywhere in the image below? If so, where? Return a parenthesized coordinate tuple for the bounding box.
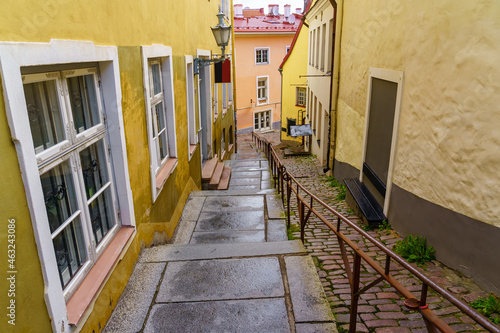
(189, 188, 277, 196)
(180, 196, 205, 221)
(267, 193, 285, 219)
(138, 240, 306, 262)
(229, 177, 261, 186)
(144, 298, 290, 333)
(268, 218, 288, 242)
(261, 160, 269, 168)
(231, 170, 261, 178)
(228, 160, 261, 167)
(262, 170, 271, 179)
(295, 323, 339, 333)
(190, 230, 265, 244)
(262, 180, 273, 189)
(171, 220, 196, 245)
(285, 256, 335, 323)
(228, 184, 260, 190)
(104, 262, 165, 333)
(231, 166, 269, 172)
(195, 211, 264, 231)
(202, 195, 263, 211)
(156, 257, 284, 302)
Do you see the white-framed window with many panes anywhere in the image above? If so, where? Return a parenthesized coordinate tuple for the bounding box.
(254, 109, 272, 131)
(0, 40, 135, 332)
(255, 47, 270, 65)
(296, 87, 306, 107)
(141, 45, 177, 201)
(23, 67, 120, 290)
(257, 76, 269, 105)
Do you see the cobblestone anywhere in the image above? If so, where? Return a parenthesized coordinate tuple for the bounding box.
(243, 131, 493, 333)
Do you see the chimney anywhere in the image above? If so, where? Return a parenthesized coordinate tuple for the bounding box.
(234, 4, 243, 18)
(296, 8, 302, 14)
(268, 4, 279, 15)
(284, 4, 291, 17)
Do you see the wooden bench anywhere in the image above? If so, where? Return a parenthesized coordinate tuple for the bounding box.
(344, 177, 386, 225)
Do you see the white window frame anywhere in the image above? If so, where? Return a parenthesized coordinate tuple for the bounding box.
(185, 55, 197, 160)
(0, 39, 136, 333)
(253, 109, 272, 131)
(213, 82, 218, 121)
(141, 44, 178, 201)
(256, 75, 269, 105)
(361, 67, 404, 215)
(296, 87, 306, 106)
(255, 47, 270, 65)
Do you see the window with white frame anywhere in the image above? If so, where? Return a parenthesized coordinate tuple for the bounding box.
(142, 45, 177, 201)
(185, 56, 197, 156)
(23, 67, 119, 290)
(213, 83, 218, 119)
(296, 87, 306, 106)
(228, 82, 233, 103)
(0, 40, 136, 332)
(254, 110, 271, 131)
(255, 48, 269, 65)
(222, 83, 227, 111)
(257, 76, 268, 105)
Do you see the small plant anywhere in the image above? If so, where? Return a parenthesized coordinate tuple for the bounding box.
(470, 294, 500, 325)
(325, 176, 347, 201)
(393, 235, 436, 264)
(287, 223, 300, 240)
(379, 219, 391, 231)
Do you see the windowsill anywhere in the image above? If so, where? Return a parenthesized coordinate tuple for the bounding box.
(156, 157, 178, 190)
(228, 143, 234, 152)
(66, 226, 135, 325)
(222, 108, 227, 116)
(257, 101, 268, 106)
(213, 114, 218, 122)
(188, 144, 197, 159)
(295, 104, 306, 107)
(256, 63, 269, 66)
(221, 150, 226, 160)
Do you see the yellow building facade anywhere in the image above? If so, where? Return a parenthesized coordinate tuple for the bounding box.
(0, 1, 234, 332)
(328, 0, 500, 293)
(279, 4, 310, 143)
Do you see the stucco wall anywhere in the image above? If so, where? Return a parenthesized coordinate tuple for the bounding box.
(281, 24, 309, 142)
(234, 33, 294, 130)
(0, 0, 232, 331)
(334, 0, 500, 227)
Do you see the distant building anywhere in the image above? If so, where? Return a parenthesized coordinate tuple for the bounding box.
(279, 1, 313, 143)
(234, 4, 300, 133)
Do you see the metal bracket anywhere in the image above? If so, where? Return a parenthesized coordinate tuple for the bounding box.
(194, 57, 224, 75)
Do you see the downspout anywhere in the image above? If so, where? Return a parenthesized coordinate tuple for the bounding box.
(324, 0, 343, 174)
(279, 67, 283, 141)
(231, 1, 237, 153)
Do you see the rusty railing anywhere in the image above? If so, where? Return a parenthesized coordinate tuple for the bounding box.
(252, 132, 499, 333)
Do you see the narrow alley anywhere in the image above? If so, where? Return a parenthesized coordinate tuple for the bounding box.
(104, 135, 337, 332)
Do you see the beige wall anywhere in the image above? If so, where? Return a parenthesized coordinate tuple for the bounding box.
(334, 0, 500, 227)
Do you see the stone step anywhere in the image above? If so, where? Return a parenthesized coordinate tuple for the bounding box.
(201, 156, 218, 182)
(209, 162, 224, 189)
(217, 166, 231, 190)
(139, 240, 306, 262)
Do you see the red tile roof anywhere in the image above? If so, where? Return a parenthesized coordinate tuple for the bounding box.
(234, 13, 302, 33)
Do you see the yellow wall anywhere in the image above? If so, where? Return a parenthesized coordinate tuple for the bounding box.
(281, 24, 309, 142)
(0, 0, 234, 331)
(234, 33, 294, 130)
(334, 0, 500, 226)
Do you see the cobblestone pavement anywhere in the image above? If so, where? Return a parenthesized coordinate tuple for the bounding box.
(240, 131, 494, 333)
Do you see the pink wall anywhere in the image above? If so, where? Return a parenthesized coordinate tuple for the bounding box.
(234, 33, 294, 130)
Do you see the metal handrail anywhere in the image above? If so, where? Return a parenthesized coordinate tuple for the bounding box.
(251, 132, 499, 333)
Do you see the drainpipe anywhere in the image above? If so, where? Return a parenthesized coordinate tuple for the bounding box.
(324, 0, 343, 174)
(278, 67, 283, 141)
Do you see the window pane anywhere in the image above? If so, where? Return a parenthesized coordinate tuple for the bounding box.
(80, 140, 109, 199)
(53, 216, 87, 288)
(23, 80, 65, 154)
(41, 161, 78, 233)
(262, 50, 268, 63)
(67, 74, 100, 134)
(88, 187, 115, 245)
(155, 102, 166, 132)
(159, 131, 168, 160)
(151, 63, 162, 95)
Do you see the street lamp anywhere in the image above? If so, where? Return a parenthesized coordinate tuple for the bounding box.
(194, 8, 232, 75)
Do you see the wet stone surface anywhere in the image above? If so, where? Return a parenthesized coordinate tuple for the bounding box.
(189, 229, 265, 244)
(195, 210, 264, 231)
(202, 195, 263, 212)
(156, 257, 284, 302)
(144, 298, 290, 333)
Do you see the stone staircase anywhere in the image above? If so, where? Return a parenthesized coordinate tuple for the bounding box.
(201, 156, 231, 190)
